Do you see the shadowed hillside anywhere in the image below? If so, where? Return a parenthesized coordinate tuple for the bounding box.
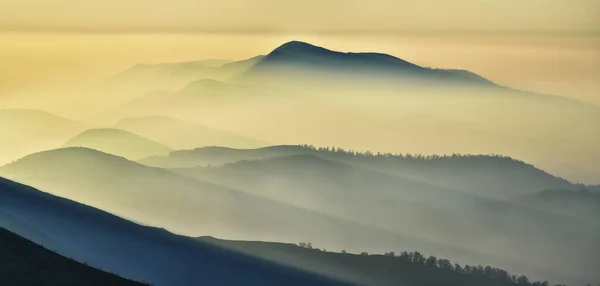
(143, 145, 576, 198)
(114, 115, 267, 149)
(200, 237, 556, 286)
(0, 227, 144, 286)
(0, 176, 349, 286)
(63, 128, 171, 160)
(0, 175, 567, 286)
(172, 152, 599, 285)
(3, 147, 590, 283)
(0, 147, 474, 260)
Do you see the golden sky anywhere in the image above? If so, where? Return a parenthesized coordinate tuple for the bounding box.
(1, 0, 599, 33)
(0, 0, 599, 104)
(1, 32, 599, 105)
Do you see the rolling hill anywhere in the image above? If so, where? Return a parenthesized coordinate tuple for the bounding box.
(0, 147, 467, 258)
(2, 147, 589, 284)
(0, 226, 144, 286)
(142, 145, 576, 198)
(0, 176, 565, 286)
(94, 42, 600, 185)
(0, 109, 86, 165)
(172, 153, 599, 284)
(63, 128, 171, 160)
(0, 176, 348, 286)
(114, 115, 267, 149)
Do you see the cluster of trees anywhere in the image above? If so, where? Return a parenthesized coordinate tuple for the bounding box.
(297, 144, 519, 162)
(297, 242, 313, 249)
(388, 251, 549, 286)
(298, 243, 561, 286)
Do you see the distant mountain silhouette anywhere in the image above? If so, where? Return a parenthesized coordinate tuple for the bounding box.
(96, 78, 290, 124)
(73, 56, 268, 120)
(93, 42, 600, 185)
(114, 115, 268, 149)
(115, 77, 277, 108)
(0, 176, 349, 286)
(108, 56, 264, 91)
(0, 226, 144, 286)
(63, 128, 171, 160)
(142, 145, 576, 198)
(239, 41, 496, 87)
(0, 109, 86, 165)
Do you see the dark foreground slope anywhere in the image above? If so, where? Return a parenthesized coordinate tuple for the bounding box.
(0, 177, 348, 286)
(0, 227, 144, 286)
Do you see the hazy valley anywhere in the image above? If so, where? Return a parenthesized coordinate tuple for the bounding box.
(0, 40, 598, 286)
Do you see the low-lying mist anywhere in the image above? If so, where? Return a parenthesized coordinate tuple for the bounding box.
(0, 40, 598, 286)
(1, 145, 598, 285)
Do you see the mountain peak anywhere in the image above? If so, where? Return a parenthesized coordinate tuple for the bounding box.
(271, 41, 331, 55)
(240, 41, 498, 87)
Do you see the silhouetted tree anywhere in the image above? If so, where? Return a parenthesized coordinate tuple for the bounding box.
(425, 256, 438, 268)
(297, 242, 313, 249)
(437, 259, 453, 271)
(411, 251, 425, 264)
(516, 275, 530, 286)
(454, 263, 463, 273)
(399, 251, 410, 261)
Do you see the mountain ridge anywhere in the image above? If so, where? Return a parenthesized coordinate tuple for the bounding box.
(240, 41, 497, 87)
(63, 128, 171, 160)
(141, 145, 576, 198)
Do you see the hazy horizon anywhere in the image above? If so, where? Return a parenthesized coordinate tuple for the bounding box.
(2, 32, 599, 105)
(0, 2, 598, 286)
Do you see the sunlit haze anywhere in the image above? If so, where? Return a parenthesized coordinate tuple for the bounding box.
(0, 1, 598, 286)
